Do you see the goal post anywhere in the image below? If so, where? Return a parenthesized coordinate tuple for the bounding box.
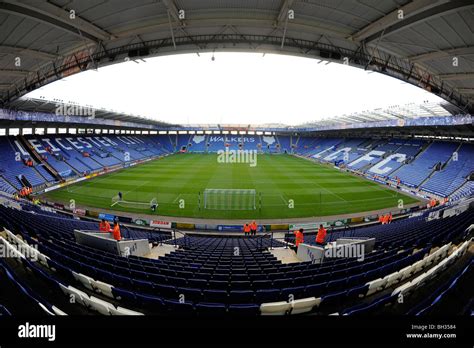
(203, 189, 256, 210)
(111, 195, 158, 210)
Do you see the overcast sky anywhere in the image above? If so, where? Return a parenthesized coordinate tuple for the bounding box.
(27, 52, 444, 126)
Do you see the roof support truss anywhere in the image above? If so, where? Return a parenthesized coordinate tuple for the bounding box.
(352, 0, 474, 44)
(0, 0, 112, 42)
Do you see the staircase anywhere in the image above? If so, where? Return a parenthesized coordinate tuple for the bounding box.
(16, 135, 62, 181)
(441, 142, 463, 170)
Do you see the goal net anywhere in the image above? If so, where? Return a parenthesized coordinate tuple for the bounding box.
(111, 195, 157, 210)
(203, 189, 256, 210)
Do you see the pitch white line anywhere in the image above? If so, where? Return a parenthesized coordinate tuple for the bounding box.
(172, 194, 182, 203)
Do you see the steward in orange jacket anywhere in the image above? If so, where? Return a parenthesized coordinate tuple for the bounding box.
(112, 222, 122, 241)
(294, 228, 304, 247)
(316, 225, 327, 246)
(99, 219, 111, 232)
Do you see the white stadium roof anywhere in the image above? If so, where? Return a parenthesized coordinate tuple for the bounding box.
(0, 0, 473, 114)
(302, 101, 454, 127)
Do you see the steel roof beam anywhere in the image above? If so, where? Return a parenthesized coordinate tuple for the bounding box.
(409, 46, 474, 62)
(437, 73, 474, 81)
(0, 0, 112, 42)
(0, 70, 31, 77)
(349, 0, 436, 42)
(276, 0, 295, 26)
(355, 0, 474, 44)
(458, 88, 474, 94)
(0, 45, 60, 60)
(162, 0, 184, 25)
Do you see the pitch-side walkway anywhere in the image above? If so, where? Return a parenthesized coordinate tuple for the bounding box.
(60, 201, 421, 226)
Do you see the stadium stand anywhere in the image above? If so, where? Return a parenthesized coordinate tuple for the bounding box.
(287, 209, 473, 250)
(0, 119, 472, 318)
(0, 195, 471, 315)
(421, 143, 474, 197)
(0, 134, 472, 205)
(0, 137, 47, 189)
(390, 142, 458, 187)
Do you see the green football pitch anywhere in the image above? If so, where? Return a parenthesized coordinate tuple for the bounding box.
(42, 153, 418, 220)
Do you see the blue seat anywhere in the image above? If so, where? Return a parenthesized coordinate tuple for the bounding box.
(203, 290, 228, 303)
(247, 268, 262, 275)
(379, 263, 396, 276)
(267, 272, 280, 280)
(163, 299, 195, 315)
(293, 275, 312, 286)
(346, 274, 364, 286)
(167, 276, 188, 287)
(154, 284, 177, 298)
(229, 290, 254, 303)
(252, 280, 272, 290)
(228, 304, 260, 316)
(208, 280, 228, 290)
(312, 272, 330, 283)
(95, 269, 115, 285)
(133, 279, 154, 294)
(113, 274, 133, 289)
(130, 269, 148, 280)
(331, 269, 347, 279)
(230, 274, 248, 281)
(281, 286, 305, 301)
(286, 271, 301, 279)
(112, 288, 136, 307)
(148, 273, 167, 284)
(81, 263, 99, 278)
(255, 289, 280, 303)
(230, 281, 251, 290)
(135, 293, 165, 312)
(305, 283, 325, 297)
(361, 262, 376, 272)
(342, 293, 396, 315)
(44, 259, 73, 280)
(176, 271, 194, 279)
(326, 278, 347, 292)
(273, 278, 293, 289)
(346, 284, 368, 300)
(250, 274, 267, 281)
(188, 278, 207, 288)
(212, 273, 228, 281)
(196, 302, 227, 316)
(178, 287, 202, 302)
(319, 290, 347, 312)
(365, 269, 381, 281)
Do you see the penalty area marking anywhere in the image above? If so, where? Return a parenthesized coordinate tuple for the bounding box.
(173, 194, 182, 204)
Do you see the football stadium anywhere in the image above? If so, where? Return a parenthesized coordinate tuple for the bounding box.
(0, 1, 473, 345)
